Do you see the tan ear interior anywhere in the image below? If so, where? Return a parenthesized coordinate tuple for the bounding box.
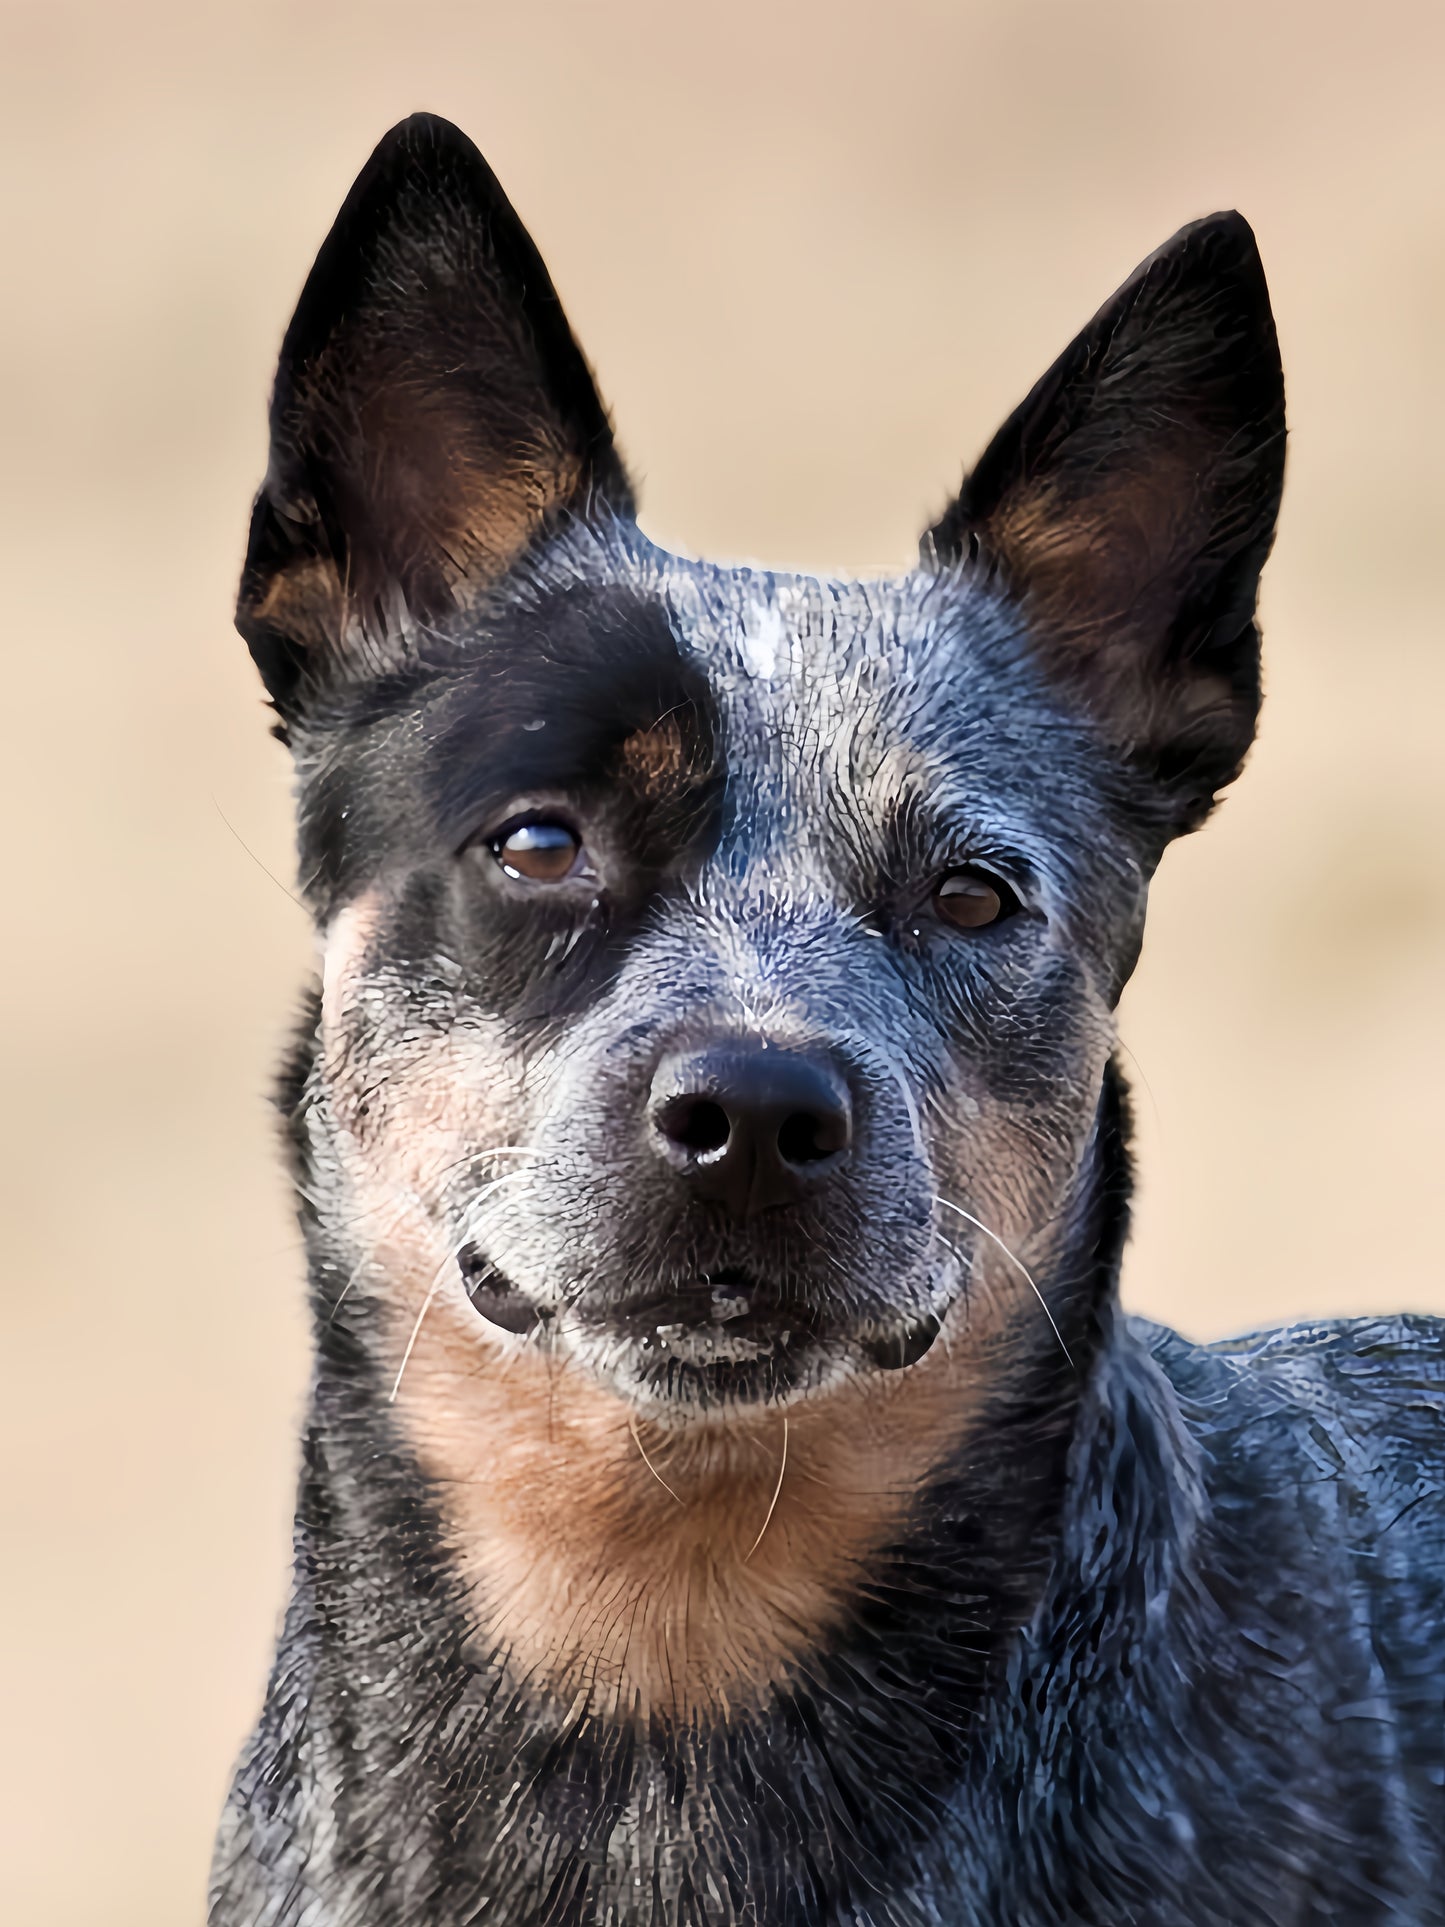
(985, 443, 1228, 753)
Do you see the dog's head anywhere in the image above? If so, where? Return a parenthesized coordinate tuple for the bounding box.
(241, 116, 1283, 1707)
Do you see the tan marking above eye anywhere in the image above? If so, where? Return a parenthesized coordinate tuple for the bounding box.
(617, 717, 689, 792)
(934, 869, 1008, 930)
(493, 820, 583, 882)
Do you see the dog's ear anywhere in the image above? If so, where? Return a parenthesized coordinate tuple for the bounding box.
(238, 114, 633, 723)
(925, 213, 1285, 834)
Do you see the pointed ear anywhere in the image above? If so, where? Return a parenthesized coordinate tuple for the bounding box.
(925, 213, 1285, 834)
(238, 114, 634, 721)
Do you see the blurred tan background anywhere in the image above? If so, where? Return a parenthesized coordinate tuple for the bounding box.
(1, 1, 1441, 1920)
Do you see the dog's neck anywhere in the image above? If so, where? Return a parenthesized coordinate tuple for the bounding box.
(382, 1307, 1060, 1723)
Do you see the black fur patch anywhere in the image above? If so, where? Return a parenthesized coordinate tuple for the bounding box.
(292, 585, 723, 933)
(426, 585, 723, 860)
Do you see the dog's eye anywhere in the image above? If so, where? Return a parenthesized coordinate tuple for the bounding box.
(491, 819, 584, 883)
(933, 867, 1018, 930)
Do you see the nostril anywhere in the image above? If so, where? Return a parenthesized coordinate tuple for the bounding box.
(658, 1096, 731, 1157)
(777, 1108, 848, 1167)
(649, 1044, 853, 1208)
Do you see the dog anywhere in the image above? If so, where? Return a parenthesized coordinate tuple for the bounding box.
(209, 114, 1444, 1927)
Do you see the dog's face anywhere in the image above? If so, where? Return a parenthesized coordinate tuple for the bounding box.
(241, 118, 1282, 1707)
(300, 559, 1141, 1414)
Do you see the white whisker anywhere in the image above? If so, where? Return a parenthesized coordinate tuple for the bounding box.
(335, 1159, 539, 1332)
(629, 1418, 685, 1505)
(387, 1240, 471, 1403)
(388, 1277, 443, 1403)
(744, 1413, 789, 1563)
(328, 1186, 427, 1321)
(933, 1196, 1074, 1369)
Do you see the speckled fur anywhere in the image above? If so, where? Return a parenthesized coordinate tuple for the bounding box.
(210, 117, 1445, 1926)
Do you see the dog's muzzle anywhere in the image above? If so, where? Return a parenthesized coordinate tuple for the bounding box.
(455, 1034, 945, 1399)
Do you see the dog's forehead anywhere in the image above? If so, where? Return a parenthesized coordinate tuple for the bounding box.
(664, 563, 943, 707)
(655, 557, 1055, 823)
(632, 555, 1141, 927)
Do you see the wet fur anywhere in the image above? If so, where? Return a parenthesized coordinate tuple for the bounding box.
(211, 117, 1445, 1926)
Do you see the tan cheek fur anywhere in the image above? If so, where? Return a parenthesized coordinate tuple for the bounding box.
(320, 891, 1061, 1723)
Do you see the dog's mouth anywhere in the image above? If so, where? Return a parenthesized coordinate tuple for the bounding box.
(611, 1271, 828, 1368)
(457, 1248, 546, 1336)
(457, 1246, 944, 1395)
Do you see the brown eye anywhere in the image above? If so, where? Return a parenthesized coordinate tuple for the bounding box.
(934, 868, 1016, 930)
(492, 819, 583, 883)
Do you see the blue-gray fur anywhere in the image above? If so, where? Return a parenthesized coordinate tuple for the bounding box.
(210, 115, 1445, 1926)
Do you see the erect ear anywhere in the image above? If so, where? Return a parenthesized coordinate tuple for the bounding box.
(925, 212, 1285, 835)
(238, 114, 634, 722)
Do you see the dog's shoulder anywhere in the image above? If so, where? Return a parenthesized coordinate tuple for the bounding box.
(1136, 1310, 1444, 1556)
(1143, 1310, 1444, 1489)
(1138, 1311, 1445, 1844)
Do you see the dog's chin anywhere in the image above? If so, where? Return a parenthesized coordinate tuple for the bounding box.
(457, 1247, 946, 1413)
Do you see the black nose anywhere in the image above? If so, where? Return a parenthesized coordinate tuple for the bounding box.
(649, 1044, 853, 1216)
